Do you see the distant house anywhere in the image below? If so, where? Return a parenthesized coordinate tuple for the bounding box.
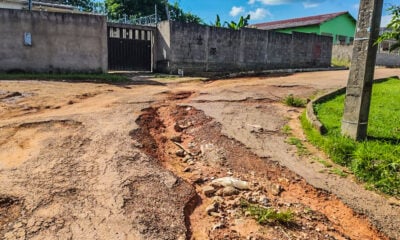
(0, 0, 77, 12)
(251, 12, 356, 45)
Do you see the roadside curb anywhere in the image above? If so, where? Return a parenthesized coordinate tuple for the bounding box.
(305, 75, 399, 134)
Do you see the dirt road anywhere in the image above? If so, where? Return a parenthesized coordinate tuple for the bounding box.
(1, 68, 399, 240)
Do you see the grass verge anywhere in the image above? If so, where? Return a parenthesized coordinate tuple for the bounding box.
(302, 78, 400, 196)
(0, 73, 130, 83)
(286, 137, 310, 156)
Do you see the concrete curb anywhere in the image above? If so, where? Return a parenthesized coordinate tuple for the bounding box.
(305, 76, 399, 134)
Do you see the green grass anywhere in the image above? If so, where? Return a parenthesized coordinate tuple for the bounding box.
(283, 94, 306, 108)
(331, 58, 351, 68)
(302, 78, 400, 196)
(330, 168, 349, 178)
(314, 157, 333, 168)
(287, 137, 310, 156)
(281, 125, 292, 135)
(0, 73, 130, 83)
(241, 200, 295, 225)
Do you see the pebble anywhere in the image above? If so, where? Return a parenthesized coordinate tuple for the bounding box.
(13, 222, 23, 229)
(203, 185, 216, 197)
(193, 177, 204, 185)
(210, 212, 222, 217)
(270, 184, 283, 196)
(183, 167, 191, 172)
(212, 222, 225, 230)
(182, 156, 192, 163)
(170, 135, 182, 143)
(176, 149, 185, 157)
(212, 196, 224, 203)
(206, 202, 219, 215)
(259, 196, 270, 206)
(222, 186, 239, 196)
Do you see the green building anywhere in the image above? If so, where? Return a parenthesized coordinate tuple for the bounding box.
(252, 12, 356, 45)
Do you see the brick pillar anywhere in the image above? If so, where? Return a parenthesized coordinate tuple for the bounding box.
(341, 0, 384, 141)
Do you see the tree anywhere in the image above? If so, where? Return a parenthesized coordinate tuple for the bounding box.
(105, 0, 162, 19)
(168, 2, 203, 24)
(105, 0, 203, 24)
(376, 5, 400, 52)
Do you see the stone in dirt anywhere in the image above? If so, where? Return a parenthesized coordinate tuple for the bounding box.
(206, 202, 219, 215)
(170, 135, 182, 143)
(222, 186, 240, 196)
(176, 149, 186, 157)
(203, 185, 217, 197)
(212, 221, 225, 230)
(212, 196, 224, 203)
(183, 155, 192, 163)
(211, 177, 250, 190)
(270, 183, 283, 196)
(259, 196, 270, 206)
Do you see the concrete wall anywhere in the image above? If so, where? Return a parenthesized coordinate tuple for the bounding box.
(155, 21, 332, 74)
(0, 9, 107, 73)
(332, 44, 400, 68)
(332, 44, 353, 63)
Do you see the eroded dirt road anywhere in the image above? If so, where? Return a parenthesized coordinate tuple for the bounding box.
(1, 68, 400, 240)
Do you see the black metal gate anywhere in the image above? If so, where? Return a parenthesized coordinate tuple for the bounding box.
(107, 24, 153, 71)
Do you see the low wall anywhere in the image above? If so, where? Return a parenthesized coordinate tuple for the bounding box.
(376, 53, 400, 67)
(0, 9, 107, 73)
(156, 21, 332, 74)
(332, 44, 400, 68)
(332, 45, 353, 63)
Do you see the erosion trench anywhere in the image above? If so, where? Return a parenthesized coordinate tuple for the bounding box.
(131, 91, 385, 240)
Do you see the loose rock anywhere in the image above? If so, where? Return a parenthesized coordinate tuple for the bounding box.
(176, 149, 186, 157)
(206, 202, 219, 215)
(259, 196, 270, 206)
(211, 177, 250, 190)
(203, 185, 216, 197)
(212, 222, 225, 230)
(222, 186, 239, 196)
(182, 156, 192, 163)
(270, 184, 283, 196)
(170, 135, 182, 143)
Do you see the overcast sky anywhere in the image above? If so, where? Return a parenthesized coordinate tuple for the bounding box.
(177, 0, 396, 26)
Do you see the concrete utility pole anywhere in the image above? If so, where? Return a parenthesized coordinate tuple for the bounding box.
(341, 0, 384, 141)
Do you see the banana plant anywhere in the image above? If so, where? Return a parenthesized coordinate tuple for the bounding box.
(225, 14, 251, 30)
(213, 14, 250, 30)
